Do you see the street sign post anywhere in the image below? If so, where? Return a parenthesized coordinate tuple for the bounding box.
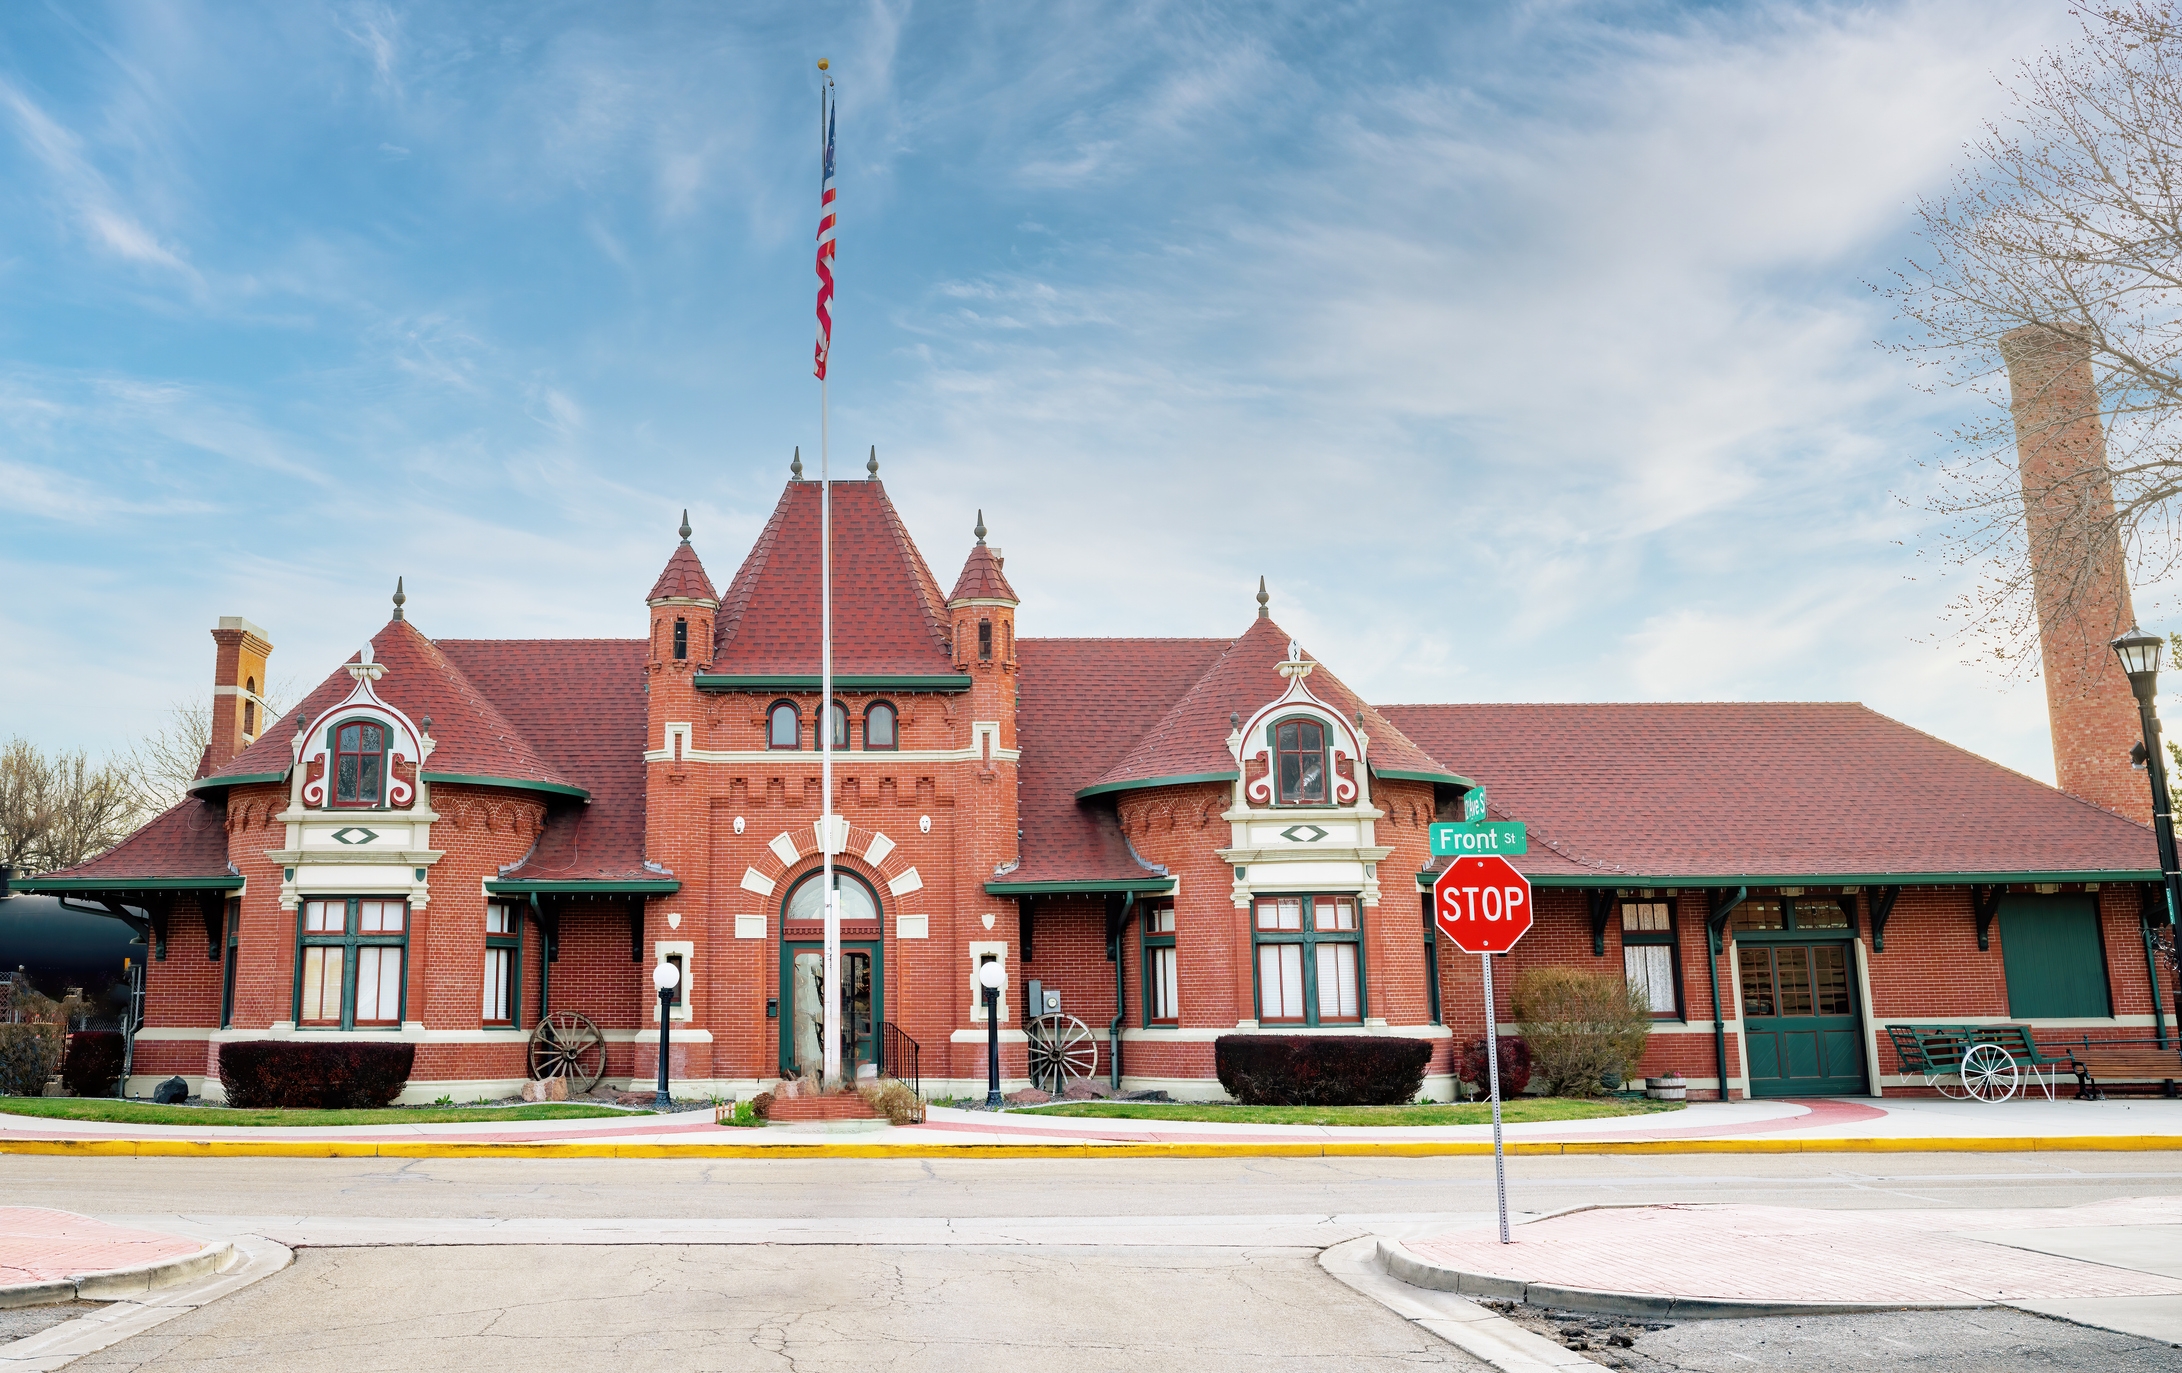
(1432, 855, 1535, 1244)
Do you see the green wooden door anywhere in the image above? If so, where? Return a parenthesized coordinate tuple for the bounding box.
(1738, 941, 1866, 1096)
(1998, 896, 2112, 1018)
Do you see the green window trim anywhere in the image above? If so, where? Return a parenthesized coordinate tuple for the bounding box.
(1141, 901, 1178, 1028)
(485, 898, 525, 1030)
(220, 897, 242, 1030)
(1250, 891, 1366, 1027)
(293, 896, 409, 1031)
(1618, 897, 1685, 1022)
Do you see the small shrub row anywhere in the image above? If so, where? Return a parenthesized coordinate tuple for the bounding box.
(218, 1041, 414, 1109)
(62, 1030, 125, 1096)
(1214, 1035, 1429, 1106)
(1459, 1036, 1533, 1098)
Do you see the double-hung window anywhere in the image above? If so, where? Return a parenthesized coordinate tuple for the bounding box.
(768, 702, 800, 749)
(1620, 900, 1681, 1018)
(1274, 719, 1327, 805)
(484, 901, 522, 1027)
(865, 701, 898, 750)
(332, 721, 386, 806)
(1253, 894, 1363, 1025)
(1143, 903, 1179, 1025)
(297, 897, 407, 1028)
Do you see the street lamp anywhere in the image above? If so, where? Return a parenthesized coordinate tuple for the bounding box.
(2114, 627, 2182, 938)
(652, 958, 681, 1112)
(977, 958, 1007, 1110)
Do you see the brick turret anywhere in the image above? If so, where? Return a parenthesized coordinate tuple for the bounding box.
(2001, 324, 2149, 823)
(204, 616, 273, 774)
(948, 511, 1022, 878)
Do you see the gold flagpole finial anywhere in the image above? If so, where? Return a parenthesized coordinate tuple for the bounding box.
(816, 58, 829, 71)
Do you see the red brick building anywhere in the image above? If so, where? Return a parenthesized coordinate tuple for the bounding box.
(13, 467, 2173, 1102)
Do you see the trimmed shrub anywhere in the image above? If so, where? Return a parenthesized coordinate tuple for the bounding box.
(1458, 1036, 1533, 1099)
(1510, 966, 1653, 1097)
(61, 1030, 125, 1097)
(0, 1023, 63, 1097)
(750, 1090, 775, 1121)
(1214, 1035, 1430, 1106)
(858, 1077, 925, 1125)
(217, 1041, 415, 1109)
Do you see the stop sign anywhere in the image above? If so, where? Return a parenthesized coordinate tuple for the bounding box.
(1433, 856, 1534, 954)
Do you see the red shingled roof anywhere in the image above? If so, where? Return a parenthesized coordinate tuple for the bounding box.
(209, 619, 577, 794)
(1381, 702, 2160, 882)
(712, 481, 955, 674)
(646, 541, 718, 604)
(439, 639, 652, 882)
(1088, 617, 1461, 795)
(1011, 637, 1231, 884)
(948, 543, 1017, 604)
(34, 799, 232, 882)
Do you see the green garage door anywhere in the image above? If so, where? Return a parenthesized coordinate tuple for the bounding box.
(1999, 895, 2111, 1019)
(1739, 942, 1866, 1096)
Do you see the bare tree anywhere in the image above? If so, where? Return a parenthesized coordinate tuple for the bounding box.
(124, 678, 296, 816)
(1885, 3, 2182, 666)
(0, 738, 140, 875)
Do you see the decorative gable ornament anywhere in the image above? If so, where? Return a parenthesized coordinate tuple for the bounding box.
(294, 645, 430, 809)
(1233, 649, 1364, 809)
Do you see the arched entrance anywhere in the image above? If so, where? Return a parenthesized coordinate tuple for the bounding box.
(778, 869, 884, 1079)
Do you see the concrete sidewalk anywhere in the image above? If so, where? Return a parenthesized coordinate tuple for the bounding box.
(0, 1209, 231, 1307)
(1381, 1194, 2182, 1347)
(3, 1096, 2181, 1156)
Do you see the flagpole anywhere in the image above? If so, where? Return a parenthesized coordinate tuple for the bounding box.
(817, 62, 841, 1093)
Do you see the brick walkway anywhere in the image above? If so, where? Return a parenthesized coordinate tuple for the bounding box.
(0, 1208, 203, 1287)
(1405, 1195, 2182, 1305)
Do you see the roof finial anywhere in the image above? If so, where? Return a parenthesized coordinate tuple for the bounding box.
(867, 445, 879, 479)
(678, 509, 691, 543)
(975, 510, 988, 545)
(420, 715, 433, 736)
(392, 576, 406, 621)
(1255, 576, 1269, 620)
(791, 447, 803, 480)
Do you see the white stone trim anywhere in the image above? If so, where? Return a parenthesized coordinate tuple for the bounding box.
(734, 914, 767, 939)
(968, 941, 1009, 1023)
(813, 815, 849, 855)
(864, 832, 896, 866)
(740, 867, 776, 897)
(654, 940, 694, 1022)
(897, 914, 929, 939)
(888, 867, 924, 897)
(768, 832, 801, 865)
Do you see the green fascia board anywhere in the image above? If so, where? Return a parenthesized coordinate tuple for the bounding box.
(10, 875, 245, 893)
(185, 770, 288, 797)
(1074, 770, 1239, 800)
(421, 773, 591, 802)
(1371, 764, 1476, 787)
(695, 673, 972, 693)
(484, 879, 681, 895)
(1413, 869, 2161, 888)
(984, 878, 1178, 896)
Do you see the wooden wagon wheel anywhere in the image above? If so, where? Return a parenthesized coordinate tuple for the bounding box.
(1959, 1043, 2019, 1103)
(529, 1011, 608, 1094)
(1025, 1013, 1099, 1094)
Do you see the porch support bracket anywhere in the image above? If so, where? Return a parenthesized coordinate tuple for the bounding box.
(1868, 885, 1901, 953)
(1587, 889, 1613, 957)
(1972, 884, 2004, 951)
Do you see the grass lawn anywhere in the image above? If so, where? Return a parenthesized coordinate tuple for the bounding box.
(0, 1097, 642, 1127)
(1011, 1097, 1684, 1127)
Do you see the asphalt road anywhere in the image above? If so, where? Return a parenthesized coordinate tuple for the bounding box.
(7, 1153, 2181, 1372)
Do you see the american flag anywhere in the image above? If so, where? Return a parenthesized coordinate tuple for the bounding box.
(814, 93, 837, 381)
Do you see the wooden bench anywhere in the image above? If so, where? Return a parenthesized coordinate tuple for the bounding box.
(2064, 1044, 2182, 1100)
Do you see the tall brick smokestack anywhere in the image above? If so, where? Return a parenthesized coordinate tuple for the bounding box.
(2000, 324, 2148, 823)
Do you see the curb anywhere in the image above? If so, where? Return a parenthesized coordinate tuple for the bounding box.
(0, 1240, 233, 1310)
(0, 1134, 2180, 1159)
(1376, 1237, 1985, 1320)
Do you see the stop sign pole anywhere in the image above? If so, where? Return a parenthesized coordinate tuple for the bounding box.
(1433, 855, 1535, 1244)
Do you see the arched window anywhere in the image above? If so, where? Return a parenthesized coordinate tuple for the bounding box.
(768, 701, 800, 749)
(1275, 717, 1327, 806)
(864, 701, 898, 750)
(333, 720, 387, 807)
(673, 618, 688, 660)
(783, 869, 881, 924)
(978, 618, 993, 661)
(243, 676, 256, 737)
(827, 701, 849, 749)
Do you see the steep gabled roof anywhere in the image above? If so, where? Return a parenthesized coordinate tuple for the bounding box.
(1011, 637, 1231, 885)
(203, 619, 577, 796)
(1381, 702, 2160, 883)
(28, 799, 233, 884)
(647, 541, 718, 604)
(948, 542, 1017, 604)
(711, 481, 955, 674)
(439, 639, 651, 883)
(1086, 617, 1462, 796)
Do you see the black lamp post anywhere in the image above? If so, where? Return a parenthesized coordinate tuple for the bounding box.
(2113, 628, 2182, 929)
(977, 958, 1006, 1110)
(652, 958, 680, 1112)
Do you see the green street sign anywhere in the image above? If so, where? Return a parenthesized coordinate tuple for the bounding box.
(1430, 821, 1527, 856)
(1462, 788, 1487, 822)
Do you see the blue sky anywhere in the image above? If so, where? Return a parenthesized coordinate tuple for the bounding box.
(2, 1, 2100, 781)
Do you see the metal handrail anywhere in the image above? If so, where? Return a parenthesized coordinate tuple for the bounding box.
(879, 1021, 920, 1101)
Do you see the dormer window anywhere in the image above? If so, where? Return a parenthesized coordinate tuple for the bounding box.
(865, 701, 897, 750)
(333, 720, 386, 807)
(1275, 718, 1326, 805)
(673, 618, 688, 660)
(768, 702, 800, 750)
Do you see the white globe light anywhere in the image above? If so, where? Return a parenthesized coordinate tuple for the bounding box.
(653, 960, 681, 991)
(976, 960, 1006, 990)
